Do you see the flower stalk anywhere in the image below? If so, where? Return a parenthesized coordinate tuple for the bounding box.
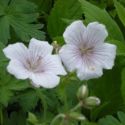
(50, 113, 65, 125)
(70, 101, 83, 112)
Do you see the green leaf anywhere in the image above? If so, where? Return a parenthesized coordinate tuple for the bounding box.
(47, 0, 82, 39)
(88, 66, 124, 120)
(114, 0, 125, 27)
(98, 111, 125, 125)
(0, 0, 45, 44)
(121, 68, 125, 103)
(79, 0, 124, 41)
(0, 72, 29, 106)
(0, 87, 14, 106)
(18, 89, 39, 111)
(117, 111, 125, 124)
(29, 0, 53, 13)
(0, 17, 10, 44)
(0, 42, 7, 66)
(99, 116, 120, 125)
(4, 111, 26, 125)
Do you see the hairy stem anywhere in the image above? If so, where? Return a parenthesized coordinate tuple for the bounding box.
(70, 101, 83, 112)
(50, 114, 65, 125)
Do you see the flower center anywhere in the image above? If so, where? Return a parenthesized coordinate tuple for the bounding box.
(25, 56, 42, 72)
(80, 47, 93, 55)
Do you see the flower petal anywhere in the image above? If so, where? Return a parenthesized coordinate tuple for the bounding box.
(7, 60, 29, 79)
(92, 43, 117, 69)
(77, 64, 103, 80)
(3, 43, 28, 61)
(29, 38, 53, 59)
(41, 55, 67, 75)
(30, 72, 60, 88)
(85, 22, 108, 46)
(63, 20, 86, 45)
(59, 44, 81, 72)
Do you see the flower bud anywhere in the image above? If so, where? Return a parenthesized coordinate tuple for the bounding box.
(52, 41, 60, 53)
(69, 112, 86, 121)
(27, 112, 38, 124)
(84, 96, 101, 109)
(77, 85, 89, 100)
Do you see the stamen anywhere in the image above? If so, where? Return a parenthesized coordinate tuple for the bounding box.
(25, 56, 42, 72)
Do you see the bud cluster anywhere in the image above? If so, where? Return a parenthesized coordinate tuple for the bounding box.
(77, 84, 101, 109)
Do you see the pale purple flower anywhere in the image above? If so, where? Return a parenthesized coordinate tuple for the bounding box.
(59, 20, 116, 80)
(3, 38, 67, 88)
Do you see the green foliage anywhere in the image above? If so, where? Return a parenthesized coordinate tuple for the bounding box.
(0, 69, 29, 106)
(121, 68, 125, 103)
(47, 0, 82, 40)
(88, 66, 124, 120)
(99, 111, 125, 125)
(114, 0, 125, 27)
(17, 89, 39, 111)
(0, 0, 45, 44)
(29, 0, 53, 13)
(4, 111, 26, 125)
(56, 74, 82, 112)
(79, 0, 124, 41)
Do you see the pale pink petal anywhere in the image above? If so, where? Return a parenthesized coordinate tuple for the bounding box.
(85, 22, 108, 46)
(63, 20, 86, 45)
(3, 43, 28, 61)
(92, 43, 117, 69)
(29, 38, 53, 60)
(30, 72, 60, 88)
(59, 44, 81, 72)
(7, 60, 29, 79)
(40, 55, 67, 75)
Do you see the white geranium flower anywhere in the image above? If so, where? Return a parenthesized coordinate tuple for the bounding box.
(59, 20, 116, 80)
(3, 38, 67, 88)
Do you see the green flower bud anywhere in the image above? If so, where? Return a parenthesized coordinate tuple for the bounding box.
(77, 85, 89, 100)
(52, 41, 60, 53)
(84, 96, 101, 109)
(27, 112, 39, 124)
(69, 112, 86, 121)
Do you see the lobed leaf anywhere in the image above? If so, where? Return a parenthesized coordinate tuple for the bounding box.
(99, 111, 125, 125)
(0, 0, 45, 44)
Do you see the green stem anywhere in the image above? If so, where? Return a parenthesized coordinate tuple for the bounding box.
(60, 119, 69, 125)
(70, 102, 83, 112)
(84, 80, 88, 85)
(50, 114, 65, 125)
